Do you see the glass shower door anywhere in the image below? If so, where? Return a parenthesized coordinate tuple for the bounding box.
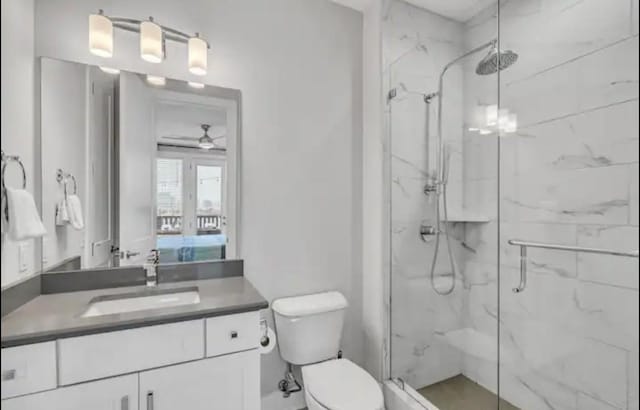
(385, 0, 509, 408)
(497, 1, 639, 409)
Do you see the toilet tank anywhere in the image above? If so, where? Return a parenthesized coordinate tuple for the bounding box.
(272, 291, 348, 365)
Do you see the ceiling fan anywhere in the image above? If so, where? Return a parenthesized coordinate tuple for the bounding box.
(161, 124, 225, 150)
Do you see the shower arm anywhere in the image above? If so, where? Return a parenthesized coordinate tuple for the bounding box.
(434, 39, 497, 183)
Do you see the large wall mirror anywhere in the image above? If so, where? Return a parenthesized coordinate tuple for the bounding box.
(39, 57, 240, 273)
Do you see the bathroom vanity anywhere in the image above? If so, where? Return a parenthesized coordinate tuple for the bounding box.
(1, 272, 268, 410)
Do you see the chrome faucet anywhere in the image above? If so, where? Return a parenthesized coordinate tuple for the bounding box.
(144, 249, 160, 287)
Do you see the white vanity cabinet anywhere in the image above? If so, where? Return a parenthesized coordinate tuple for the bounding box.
(1, 374, 138, 410)
(0, 312, 261, 410)
(139, 350, 260, 410)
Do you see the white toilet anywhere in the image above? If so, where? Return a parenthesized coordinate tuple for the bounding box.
(272, 291, 385, 410)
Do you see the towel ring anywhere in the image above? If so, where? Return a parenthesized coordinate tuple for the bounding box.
(1, 151, 27, 191)
(56, 169, 77, 196)
(1, 150, 27, 222)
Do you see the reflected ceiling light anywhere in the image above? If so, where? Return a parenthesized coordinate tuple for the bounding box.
(99, 66, 120, 74)
(88, 10, 210, 73)
(479, 129, 492, 135)
(188, 81, 205, 89)
(188, 34, 208, 75)
(89, 10, 113, 58)
(498, 108, 510, 130)
(485, 105, 498, 127)
(505, 114, 518, 133)
(146, 75, 166, 86)
(140, 18, 164, 63)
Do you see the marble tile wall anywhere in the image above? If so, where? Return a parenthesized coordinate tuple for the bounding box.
(383, 0, 474, 389)
(462, 1, 639, 410)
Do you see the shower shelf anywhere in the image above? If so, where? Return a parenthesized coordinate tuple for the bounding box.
(442, 213, 490, 223)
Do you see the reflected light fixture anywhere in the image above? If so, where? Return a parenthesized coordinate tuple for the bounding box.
(99, 66, 120, 74)
(146, 75, 166, 86)
(198, 124, 215, 149)
(505, 114, 518, 133)
(188, 34, 208, 75)
(188, 81, 205, 89)
(87, 10, 209, 75)
(140, 18, 163, 63)
(89, 10, 113, 58)
(485, 105, 498, 127)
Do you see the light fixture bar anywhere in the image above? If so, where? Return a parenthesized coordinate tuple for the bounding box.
(105, 16, 210, 48)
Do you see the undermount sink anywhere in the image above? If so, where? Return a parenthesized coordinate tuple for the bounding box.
(82, 286, 201, 318)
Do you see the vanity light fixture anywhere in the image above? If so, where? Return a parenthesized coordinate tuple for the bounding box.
(99, 66, 120, 74)
(188, 34, 208, 75)
(146, 75, 166, 86)
(89, 10, 113, 58)
(88, 10, 210, 75)
(188, 81, 205, 89)
(140, 18, 164, 63)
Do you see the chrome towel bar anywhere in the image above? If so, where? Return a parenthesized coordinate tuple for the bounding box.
(508, 239, 639, 293)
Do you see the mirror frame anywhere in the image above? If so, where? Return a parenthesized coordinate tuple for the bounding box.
(36, 57, 243, 274)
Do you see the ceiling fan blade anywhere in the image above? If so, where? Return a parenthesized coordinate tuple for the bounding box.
(161, 135, 200, 141)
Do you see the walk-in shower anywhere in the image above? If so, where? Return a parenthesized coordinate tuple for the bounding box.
(386, 1, 639, 409)
(422, 39, 519, 295)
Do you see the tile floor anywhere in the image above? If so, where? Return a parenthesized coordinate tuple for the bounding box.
(418, 375, 519, 410)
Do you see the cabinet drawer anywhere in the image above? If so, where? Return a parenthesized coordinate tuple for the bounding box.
(206, 312, 259, 357)
(1, 342, 57, 399)
(58, 320, 204, 385)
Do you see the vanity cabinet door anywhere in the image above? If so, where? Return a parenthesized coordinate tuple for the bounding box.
(1, 374, 137, 410)
(139, 350, 259, 410)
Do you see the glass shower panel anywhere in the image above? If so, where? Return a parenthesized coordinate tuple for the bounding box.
(498, 1, 639, 409)
(385, 0, 510, 408)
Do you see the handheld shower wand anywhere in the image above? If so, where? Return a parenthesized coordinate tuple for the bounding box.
(424, 39, 518, 296)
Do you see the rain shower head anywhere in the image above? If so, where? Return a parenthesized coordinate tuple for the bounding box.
(475, 47, 519, 75)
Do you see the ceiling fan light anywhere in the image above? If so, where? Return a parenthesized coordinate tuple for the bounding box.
(140, 19, 164, 63)
(198, 137, 215, 149)
(188, 35, 208, 76)
(89, 11, 113, 58)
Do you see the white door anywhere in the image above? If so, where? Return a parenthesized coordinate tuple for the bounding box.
(85, 66, 115, 268)
(118, 72, 156, 266)
(139, 351, 260, 410)
(1, 374, 138, 410)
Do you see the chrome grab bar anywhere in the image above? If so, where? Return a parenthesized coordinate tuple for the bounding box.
(508, 239, 639, 258)
(508, 239, 639, 293)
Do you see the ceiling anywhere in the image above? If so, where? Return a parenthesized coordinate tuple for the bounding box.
(403, 0, 496, 21)
(155, 100, 227, 149)
(330, 0, 496, 22)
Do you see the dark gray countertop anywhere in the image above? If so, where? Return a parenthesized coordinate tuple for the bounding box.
(1, 277, 269, 348)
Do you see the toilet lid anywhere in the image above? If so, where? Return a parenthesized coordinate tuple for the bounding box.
(303, 359, 384, 410)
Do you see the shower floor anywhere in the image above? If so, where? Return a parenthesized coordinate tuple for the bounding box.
(418, 375, 519, 410)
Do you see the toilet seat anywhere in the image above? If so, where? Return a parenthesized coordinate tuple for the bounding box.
(302, 359, 384, 410)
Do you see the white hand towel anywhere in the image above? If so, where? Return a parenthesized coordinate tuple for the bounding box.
(5, 187, 47, 241)
(66, 194, 84, 230)
(56, 198, 70, 226)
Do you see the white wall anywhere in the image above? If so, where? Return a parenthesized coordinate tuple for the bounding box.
(34, 0, 364, 404)
(362, 0, 386, 381)
(1, 0, 37, 287)
(40, 58, 87, 271)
